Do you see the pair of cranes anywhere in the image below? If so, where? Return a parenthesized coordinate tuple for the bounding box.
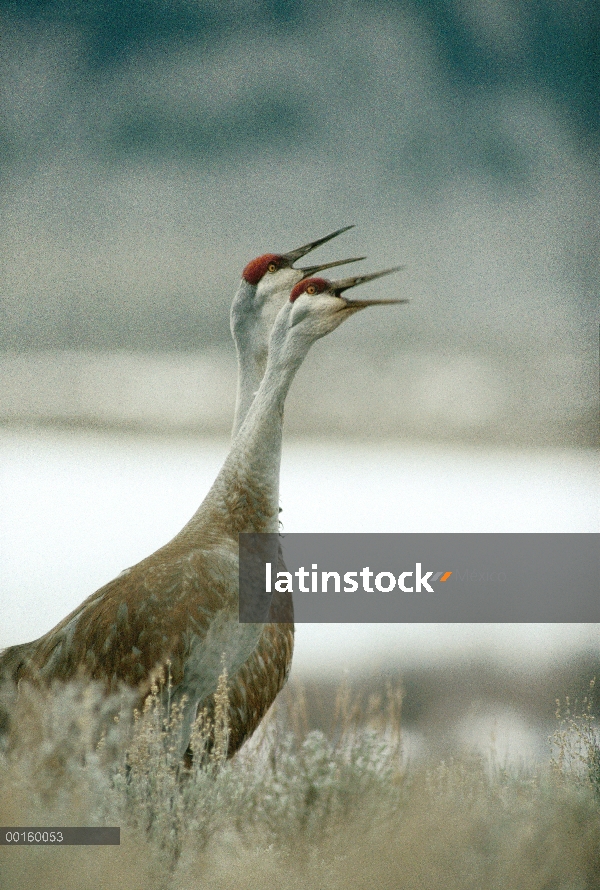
(0, 227, 405, 758)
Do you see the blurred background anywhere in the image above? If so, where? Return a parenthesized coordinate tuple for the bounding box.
(1, 0, 598, 762)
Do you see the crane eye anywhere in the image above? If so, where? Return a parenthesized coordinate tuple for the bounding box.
(267, 262, 278, 273)
(306, 284, 317, 295)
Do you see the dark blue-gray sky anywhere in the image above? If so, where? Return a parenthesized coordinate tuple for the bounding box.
(0, 0, 598, 435)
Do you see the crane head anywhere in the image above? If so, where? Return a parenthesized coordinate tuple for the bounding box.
(285, 267, 407, 340)
(234, 228, 365, 354)
(241, 225, 363, 288)
(242, 253, 291, 286)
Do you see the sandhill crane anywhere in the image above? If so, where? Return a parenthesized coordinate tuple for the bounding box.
(229, 228, 364, 666)
(0, 267, 405, 759)
(230, 226, 364, 436)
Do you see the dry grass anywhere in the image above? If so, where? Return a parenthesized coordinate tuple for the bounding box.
(551, 678, 600, 795)
(1, 674, 599, 890)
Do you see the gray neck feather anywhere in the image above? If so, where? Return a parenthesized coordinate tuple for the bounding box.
(182, 303, 303, 543)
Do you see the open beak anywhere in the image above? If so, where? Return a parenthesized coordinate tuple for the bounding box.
(282, 225, 355, 264)
(299, 256, 366, 278)
(332, 266, 408, 308)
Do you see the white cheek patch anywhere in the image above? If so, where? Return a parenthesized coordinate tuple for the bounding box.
(289, 301, 311, 328)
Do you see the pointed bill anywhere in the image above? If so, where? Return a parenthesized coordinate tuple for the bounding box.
(283, 225, 355, 264)
(300, 256, 366, 278)
(339, 296, 409, 307)
(331, 266, 407, 306)
(332, 266, 404, 292)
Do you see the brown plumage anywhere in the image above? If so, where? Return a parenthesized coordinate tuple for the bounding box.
(0, 384, 294, 756)
(2, 543, 293, 756)
(0, 263, 403, 759)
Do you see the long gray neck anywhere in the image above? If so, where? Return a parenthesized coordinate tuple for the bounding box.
(180, 308, 302, 544)
(232, 346, 267, 440)
(230, 279, 266, 439)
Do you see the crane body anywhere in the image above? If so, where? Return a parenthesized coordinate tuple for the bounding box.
(0, 260, 404, 759)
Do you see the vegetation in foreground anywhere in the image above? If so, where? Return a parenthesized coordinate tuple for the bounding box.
(0, 674, 599, 890)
